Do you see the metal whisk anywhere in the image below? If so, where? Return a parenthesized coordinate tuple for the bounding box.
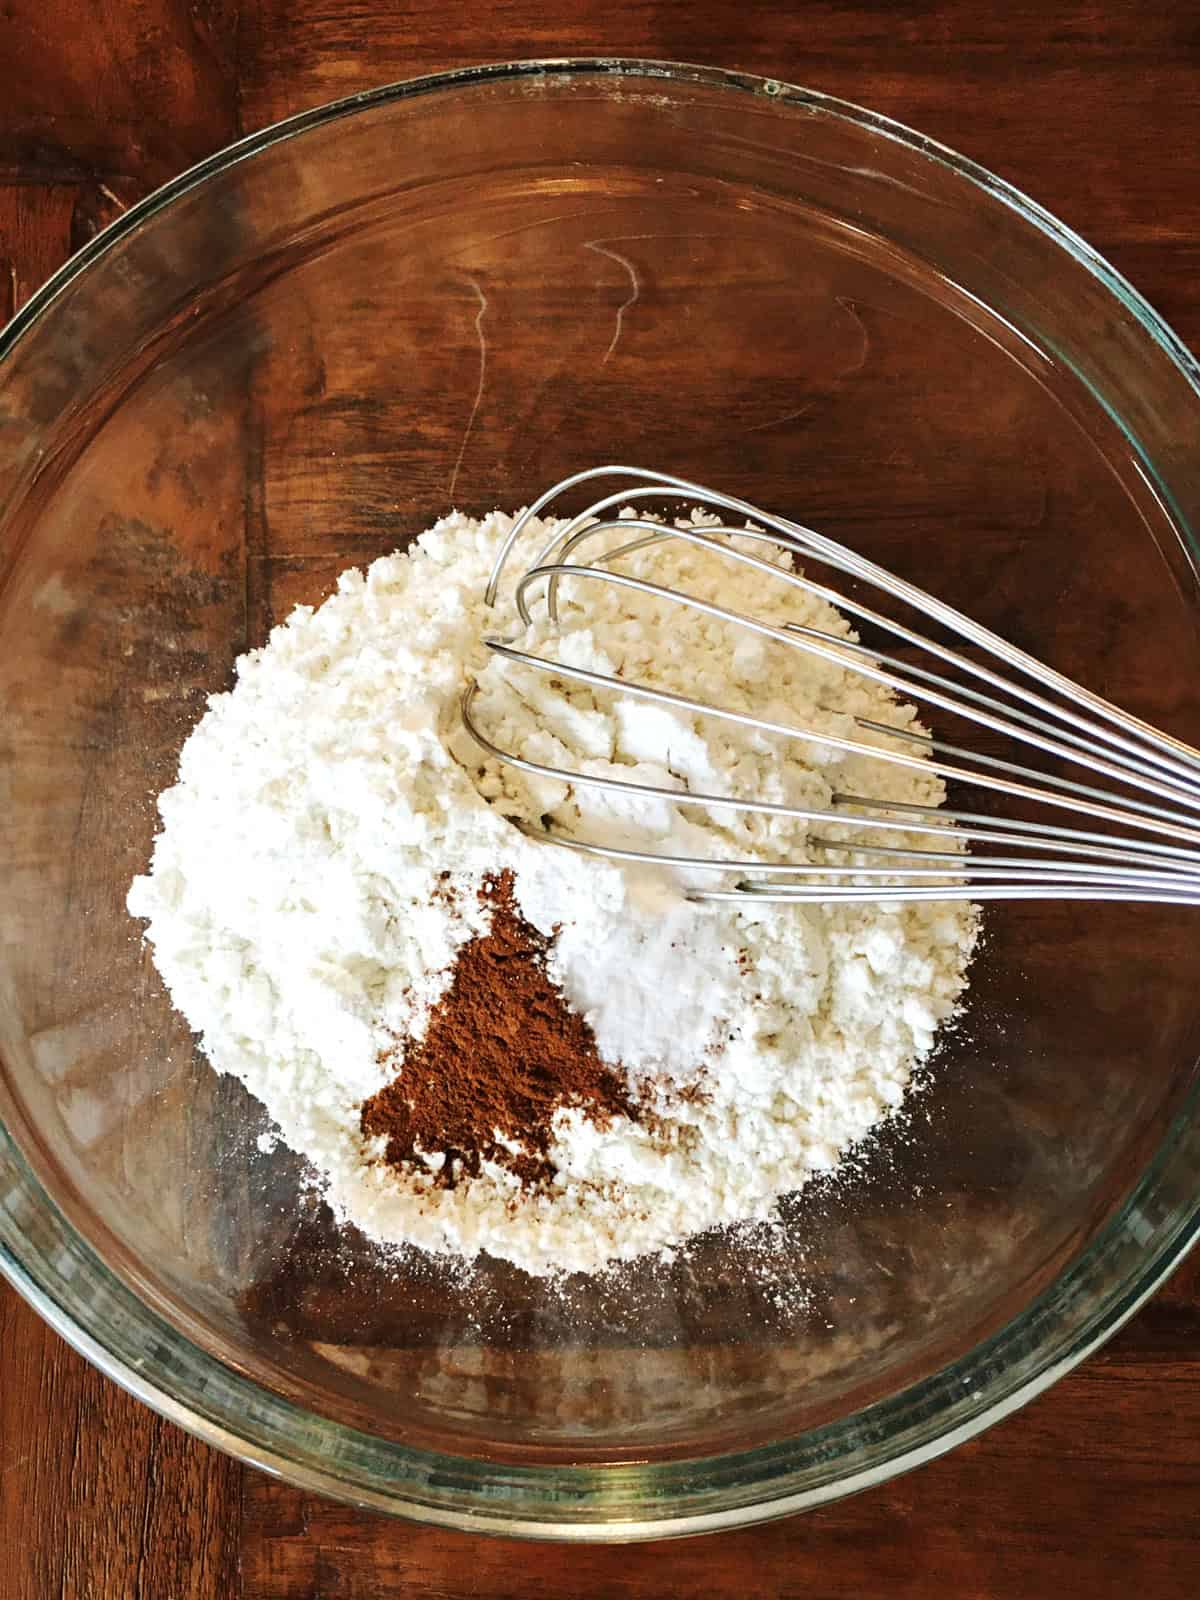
(460, 466, 1200, 906)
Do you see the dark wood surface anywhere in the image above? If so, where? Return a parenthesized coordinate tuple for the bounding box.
(2, 3, 1199, 1594)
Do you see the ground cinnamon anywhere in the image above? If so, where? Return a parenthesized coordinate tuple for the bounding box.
(361, 872, 637, 1189)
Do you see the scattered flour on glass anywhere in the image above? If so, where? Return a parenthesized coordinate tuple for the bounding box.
(128, 507, 979, 1277)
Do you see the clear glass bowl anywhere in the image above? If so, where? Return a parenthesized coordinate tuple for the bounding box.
(2, 60, 1199, 1539)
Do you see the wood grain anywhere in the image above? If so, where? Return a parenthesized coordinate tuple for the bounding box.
(0, 11, 245, 1597)
(244, 1380, 1200, 1600)
(242, 1260, 1200, 1599)
(0, 1281, 241, 1600)
(0, 184, 79, 320)
(0, 0, 238, 191)
(238, 1, 1200, 241)
(2, 3, 1200, 1597)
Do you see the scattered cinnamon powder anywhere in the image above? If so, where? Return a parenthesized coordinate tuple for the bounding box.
(361, 872, 637, 1190)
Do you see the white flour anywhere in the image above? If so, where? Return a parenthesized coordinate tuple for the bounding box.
(128, 509, 978, 1276)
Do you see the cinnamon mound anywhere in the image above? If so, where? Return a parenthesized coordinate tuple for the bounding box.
(362, 872, 637, 1189)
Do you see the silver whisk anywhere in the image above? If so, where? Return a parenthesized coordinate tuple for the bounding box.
(460, 466, 1200, 906)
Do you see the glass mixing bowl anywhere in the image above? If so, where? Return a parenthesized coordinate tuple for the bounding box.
(2, 60, 1200, 1539)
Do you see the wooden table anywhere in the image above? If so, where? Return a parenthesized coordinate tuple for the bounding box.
(2, 3, 1198, 1594)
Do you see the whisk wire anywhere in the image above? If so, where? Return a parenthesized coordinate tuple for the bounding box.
(533, 515, 1200, 801)
(501, 464, 1200, 777)
(469, 467, 1200, 906)
(497, 569, 1200, 845)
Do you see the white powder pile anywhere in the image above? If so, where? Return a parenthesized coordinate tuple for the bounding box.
(128, 508, 978, 1276)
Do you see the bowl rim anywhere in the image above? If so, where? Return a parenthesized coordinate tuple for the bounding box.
(2, 55, 1199, 1540)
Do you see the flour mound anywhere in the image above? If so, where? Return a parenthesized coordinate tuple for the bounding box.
(128, 509, 979, 1276)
